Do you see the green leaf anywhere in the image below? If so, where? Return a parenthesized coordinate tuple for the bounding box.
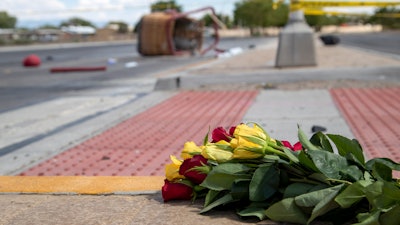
(298, 151, 319, 172)
(327, 134, 365, 166)
(231, 180, 250, 200)
(215, 141, 233, 151)
(340, 165, 363, 182)
(237, 207, 267, 220)
(367, 158, 400, 172)
(382, 182, 400, 204)
(201, 173, 246, 191)
(310, 132, 334, 152)
(355, 210, 380, 225)
(200, 193, 235, 213)
(308, 173, 330, 184)
(308, 183, 332, 192)
(282, 147, 300, 164)
(364, 181, 400, 211)
(294, 184, 344, 208)
(335, 180, 370, 208)
(204, 189, 221, 207)
(203, 127, 210, 146)
(371, 161, 393, 182)
(265, 198, 308, 225)
(298, 126, 321, 151)
(307, 150, 348, 179)
(283, 183, 315, 198)
(246, 201, 273, 209)
(201, 163, 251, 191)
(308, 184, 343, 224)
(263, 154, 280, 161)
(364, 171, 374, 182)
(249, 165, 279, 201)
(380, 205, 400, 225)
(365, 181, 384, 209)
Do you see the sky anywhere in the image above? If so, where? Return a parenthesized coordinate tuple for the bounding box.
(0, 0, 394, 29)
(0, 0, 237, 28)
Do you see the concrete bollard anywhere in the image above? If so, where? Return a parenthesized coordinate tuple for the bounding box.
(275, 10, 317, 68)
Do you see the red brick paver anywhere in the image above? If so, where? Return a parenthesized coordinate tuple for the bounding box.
(21, 90, 258, 176)
(331, 87, 400, 162)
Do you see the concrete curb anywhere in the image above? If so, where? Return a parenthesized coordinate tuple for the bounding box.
(154, 65, 400, 90)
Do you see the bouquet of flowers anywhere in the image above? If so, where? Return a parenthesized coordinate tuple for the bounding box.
(162, 123, 400, 225)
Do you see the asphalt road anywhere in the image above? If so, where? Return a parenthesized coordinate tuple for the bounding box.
(336, 31, 400, 56)
(0, 32, 399, 113)
(0, 37, 272, 113)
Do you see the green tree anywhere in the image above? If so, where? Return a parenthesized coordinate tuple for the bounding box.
(268, 3, 289, 27)
(305, 15, 330, 31)
(202, 13, 233, 28)
(151, 0, 182, 12)
(305, 14, 355, 31)
(234, 0, 288, 35)
(60, 17, 96, 28)
(38, 24, 59, 29)
(369, 7, 400, 30)
(0, 11, 17, 28)
(108, 21, 129, 33)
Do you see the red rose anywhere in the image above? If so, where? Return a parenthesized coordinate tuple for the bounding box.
(211, 126, 235, 143)
(281, 140, 303, 151)
(179, 155, 208, 184)
(162, 179, 193, 202)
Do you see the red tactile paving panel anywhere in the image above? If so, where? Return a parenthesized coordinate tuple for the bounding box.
(21, 90, 258, 176)
(330, 87, 400, 163)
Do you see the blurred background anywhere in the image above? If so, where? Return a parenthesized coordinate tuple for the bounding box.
(0, 0, 399, 45)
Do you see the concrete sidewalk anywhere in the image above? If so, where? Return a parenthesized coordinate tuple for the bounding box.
(0, 37, 400, 225)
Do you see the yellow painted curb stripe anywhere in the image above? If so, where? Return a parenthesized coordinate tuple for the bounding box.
(0, 176, 164, 194)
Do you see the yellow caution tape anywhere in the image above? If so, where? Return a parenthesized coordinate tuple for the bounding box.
(292, 0, 400, 8)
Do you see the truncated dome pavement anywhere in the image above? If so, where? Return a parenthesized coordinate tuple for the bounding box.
(19, 88, 400, 175)
(1, 88, 399, 193)
(21, 90, 258, 176)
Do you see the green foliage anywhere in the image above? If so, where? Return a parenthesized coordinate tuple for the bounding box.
(60, 17, 96, 28)
(305, 15, 350, 31)
(200, 163, 252, 191)
(0, 11, 17, 28)
(151, 0, 182, 13)
(249, 164, 279, 201)
(237, 206, 267, 220)
(193, 127, 400, 224)
(108, 21, 129, 33)
(233, 0, 289, 35)
(201, 13, 234, 28)
(38, 24, 59, 29)
(265, 198, 309, 224)
(369, 7, 400, 30)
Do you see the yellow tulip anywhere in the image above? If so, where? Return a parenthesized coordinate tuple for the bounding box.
(181, 141, 203, 159)
(201, 142, 233, 162)
(165, 155, 185, 181)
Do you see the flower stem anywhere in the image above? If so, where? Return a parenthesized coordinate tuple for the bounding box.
(264, 145, 288, 159)
(326, 178, 352, 185)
